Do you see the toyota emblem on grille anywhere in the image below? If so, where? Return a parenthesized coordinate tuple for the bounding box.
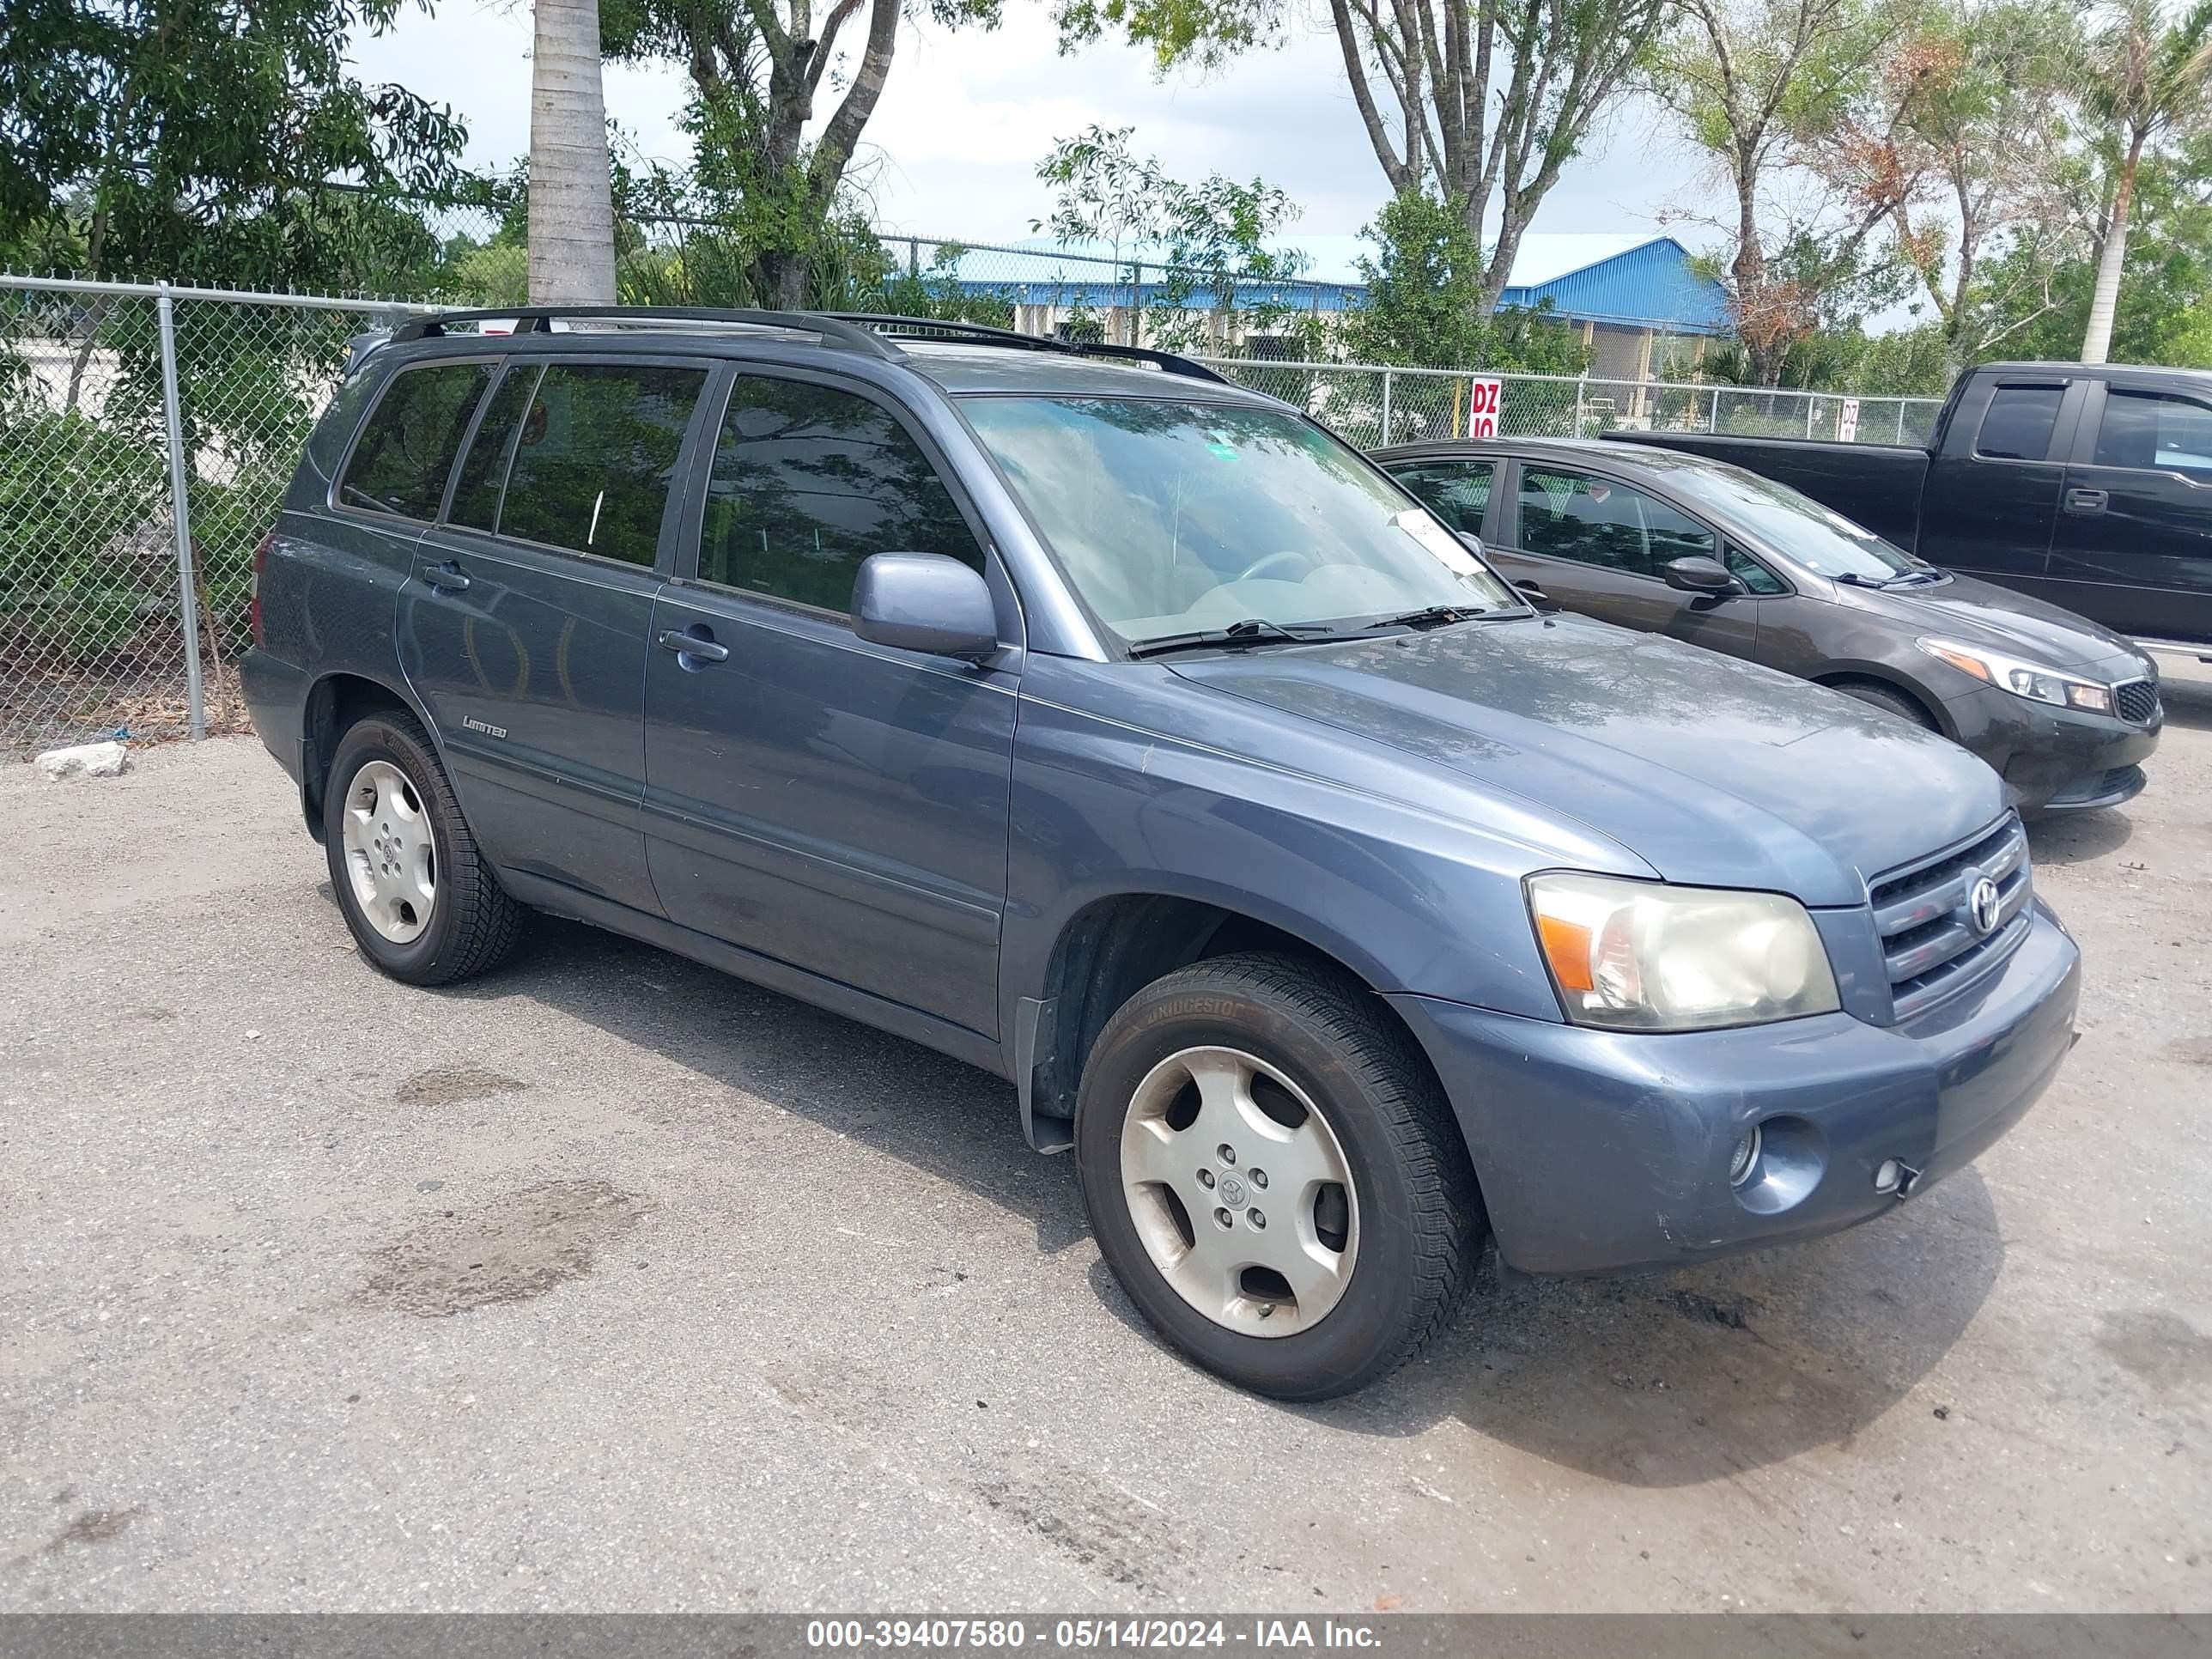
(1967, 875, 2002, 936)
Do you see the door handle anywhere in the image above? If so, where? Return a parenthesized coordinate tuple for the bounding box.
(658, 629, 729, 664)
(423, 559, 471, 592)
(2063, 487, 2108, 514)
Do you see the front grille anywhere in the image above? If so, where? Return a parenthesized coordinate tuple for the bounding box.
(1869, 815, 2033, 1020)
(2114, 678, 2160, 726)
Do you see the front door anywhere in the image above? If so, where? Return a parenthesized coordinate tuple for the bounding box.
(2046, 383, 2212, 642)
(1917, 377, 2073, 589)
(642, 370, 1018, 1037)
(1492, 460, 1761, 659)
(401, 356, 712, 916)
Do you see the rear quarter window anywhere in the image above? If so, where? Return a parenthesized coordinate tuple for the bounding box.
(337, 362, 495, 520)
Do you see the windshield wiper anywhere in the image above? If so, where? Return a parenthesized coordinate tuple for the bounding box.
(1376, 604, 1491, 630)
(1837, 569, 1942, 590)
(1127, 617, 1351, 659)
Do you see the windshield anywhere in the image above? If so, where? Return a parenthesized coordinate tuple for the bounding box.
(1661, 459, 1936, 582)
(960, 396, 1518, 643)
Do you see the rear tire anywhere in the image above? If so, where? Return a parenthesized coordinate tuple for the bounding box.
(1832, 678, 1937, 730)
(1075, 951, 1485, 1401)
(323, 711, 521, 986)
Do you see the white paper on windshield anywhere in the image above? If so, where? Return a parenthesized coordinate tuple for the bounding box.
(1394, 508, 1481, 574)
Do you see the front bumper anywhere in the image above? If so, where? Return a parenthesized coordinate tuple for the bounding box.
(1942, 681, 2160, 816)
(1389, 904, 2080, 1274)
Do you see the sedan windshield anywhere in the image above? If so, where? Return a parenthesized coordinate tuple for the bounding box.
(960, 396, 1517, 644)
(1661, 459, 1938, 584)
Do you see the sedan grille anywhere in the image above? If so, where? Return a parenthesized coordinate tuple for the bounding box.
(2113, 678, 2160, 726)
(1869, 815, 2033, 1020)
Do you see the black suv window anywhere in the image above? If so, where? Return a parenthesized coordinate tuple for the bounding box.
(1388, 459, 1495, 535)
(447, 364, 542, 532)
(697, 376, 984, 612)
(2092, 389, 2212, 480)
(1516, 466, 1714, 577)
(1975, 386, 2063, 461)
(495, 363, 708, 567)
(338, 362, 493, 520)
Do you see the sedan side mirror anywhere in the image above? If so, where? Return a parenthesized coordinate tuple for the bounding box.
(1456, 531, 1486, 558)
(852, 552, 1000, 660)
(1662, 556, 1746, 597)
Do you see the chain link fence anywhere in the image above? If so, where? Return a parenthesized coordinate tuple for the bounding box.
(1, 276, 429, 755)
(1198, 358, 1942, 449)
(1, 270, 1942, 758)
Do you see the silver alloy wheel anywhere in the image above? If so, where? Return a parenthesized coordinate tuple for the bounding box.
(339, 758, 437, 945)
(1119, 1045, 1360, 1336)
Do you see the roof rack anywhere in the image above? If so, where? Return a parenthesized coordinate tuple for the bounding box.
(827, 313, 1231, 386)
(386, 306, 902, 358)
(385, 306, 1236, 388)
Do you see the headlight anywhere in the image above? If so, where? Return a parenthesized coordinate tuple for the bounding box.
(1527, 872, 1841, 1031)
(1916, 636, 2113, 715)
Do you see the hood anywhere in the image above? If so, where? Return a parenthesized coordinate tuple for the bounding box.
(1851, 573, 2155, 676)
(1168, 614, 2007, 907)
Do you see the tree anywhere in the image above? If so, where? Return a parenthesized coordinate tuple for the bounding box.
(1056, 0, 1663, 315)
(1811, 0, 2078, 371)
(1031, 125, 1328, 354)
(1651, 0, 1905, 383)
(1340, 189, 1592, 372)
(0, 0, 466, 286)
(602, 0, 1002, 308)
(2075, 0, 2212, 362)
(530, 0, 619, 302)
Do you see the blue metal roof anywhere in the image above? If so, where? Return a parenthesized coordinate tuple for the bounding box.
(1497, 236, 1728, 333)
(932, 230, 1730, 336)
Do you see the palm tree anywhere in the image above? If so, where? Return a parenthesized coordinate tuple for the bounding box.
(527, 0, 617, 304)
(2078, 0, 2212, 363)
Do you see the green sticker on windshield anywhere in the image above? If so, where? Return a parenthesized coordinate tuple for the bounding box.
(1206, 429, 1239, 460)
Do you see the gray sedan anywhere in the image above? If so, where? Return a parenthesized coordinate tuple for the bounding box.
(1375, 437, 2165, 814)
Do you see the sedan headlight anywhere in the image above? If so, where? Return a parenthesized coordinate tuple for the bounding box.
(1916, 636, 2113, 715)
(1527, 872, 1841, 1031)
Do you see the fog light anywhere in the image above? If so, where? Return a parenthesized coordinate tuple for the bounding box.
(1874, 1158, 1905, 1194)
(1729, 1125, 1763, 1188)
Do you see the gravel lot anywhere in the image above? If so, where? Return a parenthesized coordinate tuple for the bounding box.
(3, 662, 2210, 1613)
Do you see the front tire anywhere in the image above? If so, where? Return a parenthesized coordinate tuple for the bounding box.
(1075, 952, 1484, 1401)
(323, 711, 521, 986)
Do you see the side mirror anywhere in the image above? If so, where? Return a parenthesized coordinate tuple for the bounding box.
(1662, 556, 1745, 597)
(1456, 531, 1486, 558)
(852, 552, 1000, 660)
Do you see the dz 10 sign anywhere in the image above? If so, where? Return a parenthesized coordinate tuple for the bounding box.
(1465, 376, 1502, 438)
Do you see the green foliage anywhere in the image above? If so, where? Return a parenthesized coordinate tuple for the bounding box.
(1031, 125, 1329, 356)
(1339, 192, 1592, 374)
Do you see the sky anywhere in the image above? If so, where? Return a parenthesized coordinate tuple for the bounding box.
(350, 3, 1718, 257)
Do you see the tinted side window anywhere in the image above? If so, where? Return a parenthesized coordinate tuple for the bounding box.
(447, 364, 541, 532)
(1516, 467, 1715, 578)
(1389, 460, 1495, 535)
(2093, 390, 2212, 480)
(1975, 386, 2063, 461)
(497, 363, 708, 567)
(338, 362, 492, 520)
(699, 376, 984, 611)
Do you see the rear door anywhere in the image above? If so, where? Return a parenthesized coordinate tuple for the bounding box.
(2046, 382, 2212, 642)
(641, 368, 1018, 1037)
(1489, 459, 1761, 659)
(400, 356, 713, 917)
(1917, 376, 2081, 590)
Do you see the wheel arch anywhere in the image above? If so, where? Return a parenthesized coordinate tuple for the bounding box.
(1812, 666, 1950, 736)
(1012, 884, 1452, 1162)
(299, 671, 433, 842)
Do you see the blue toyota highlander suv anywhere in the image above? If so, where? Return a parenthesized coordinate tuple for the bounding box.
(242, 308, 2081, 1401)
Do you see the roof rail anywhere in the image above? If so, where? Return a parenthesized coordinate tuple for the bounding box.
(387, 306, 902, 358)
(829, 313, 1233, 386)
(825, 313, 1078, 355)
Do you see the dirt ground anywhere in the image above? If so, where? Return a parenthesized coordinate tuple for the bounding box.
(3, 659, 2209, 1613)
